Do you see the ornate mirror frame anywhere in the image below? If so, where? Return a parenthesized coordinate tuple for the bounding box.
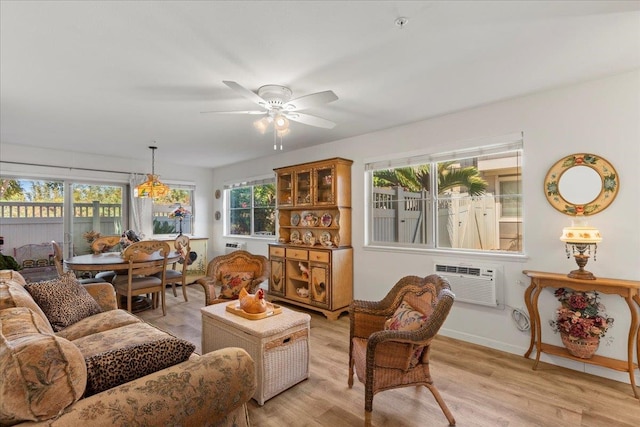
(544, 153, 618, 216)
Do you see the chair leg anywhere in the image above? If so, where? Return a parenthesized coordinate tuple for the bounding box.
(425, 384, 456, 426)
(161, 288, 166, 316)
(348, 357, 354, 388)
(182, 280, 189, 302)
(171, 282, 178, 297)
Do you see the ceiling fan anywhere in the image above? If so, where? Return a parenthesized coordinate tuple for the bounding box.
(202, 81, 338, 145)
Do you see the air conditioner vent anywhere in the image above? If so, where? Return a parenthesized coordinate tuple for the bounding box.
(434, 262, 502, 308)
(225, 242, 247, 254)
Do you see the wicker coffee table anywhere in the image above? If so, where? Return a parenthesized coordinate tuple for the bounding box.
(201, 302, 311, 405)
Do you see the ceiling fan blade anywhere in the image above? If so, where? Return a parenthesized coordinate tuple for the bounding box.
(283, 90, 338, 111)
(285, 112, 336, 129)
(200, 110, 266, 115)
(223, 81, 269, 108)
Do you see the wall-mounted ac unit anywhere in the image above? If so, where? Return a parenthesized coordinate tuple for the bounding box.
(225, 242, 247, 254)
(434, 262, 502, 308)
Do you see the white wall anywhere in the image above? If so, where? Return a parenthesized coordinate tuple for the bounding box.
(213, 69, 640, 383)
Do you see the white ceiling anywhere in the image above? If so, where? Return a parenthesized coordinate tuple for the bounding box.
(1, 1, 639, 169)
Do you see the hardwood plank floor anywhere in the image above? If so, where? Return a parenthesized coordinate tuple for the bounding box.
(139, 285, 640, 426)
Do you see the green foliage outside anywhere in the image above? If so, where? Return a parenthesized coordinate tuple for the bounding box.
(373, 162, 488, 196)
(229, 183, 275, 235)
(153, 218, 177, 234)
(0, 179, 122, 203)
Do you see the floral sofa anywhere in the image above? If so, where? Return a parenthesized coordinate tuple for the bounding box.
(0, 270, 256, 427)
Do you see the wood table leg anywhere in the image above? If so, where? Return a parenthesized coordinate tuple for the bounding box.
(524, 281, 536, 359)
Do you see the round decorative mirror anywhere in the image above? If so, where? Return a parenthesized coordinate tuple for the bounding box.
(544, 153, 618, 216)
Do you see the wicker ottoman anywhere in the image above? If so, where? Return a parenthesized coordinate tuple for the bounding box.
(201, 303, 311, 405)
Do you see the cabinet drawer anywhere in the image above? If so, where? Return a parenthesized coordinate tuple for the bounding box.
(270, 246, 285, 257)
(308, 250, 329, 263)
(286, 248, 308, 260)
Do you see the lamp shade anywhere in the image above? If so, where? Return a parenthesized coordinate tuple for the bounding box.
(274, 115, 289, 131)
(560, 224, 602, 244)
(134, 174, 170, 198)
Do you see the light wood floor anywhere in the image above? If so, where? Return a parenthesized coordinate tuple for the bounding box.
(139, 285, 640, 427)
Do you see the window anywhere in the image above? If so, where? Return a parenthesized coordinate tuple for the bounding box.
(152, 185, 195, 235)
(366, 136, 523, 254)
(225, 178, 276, 237)
(0, 177, 126, 256)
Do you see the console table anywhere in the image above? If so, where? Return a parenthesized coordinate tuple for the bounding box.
(522, 270, 640, 399)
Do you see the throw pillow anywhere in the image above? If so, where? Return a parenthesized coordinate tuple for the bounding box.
(0, 307, 87, 425)
(25, 271, 103, 332)
(84, 336, 195, 396)
(219, 271, 254, 299)
(384, 300, 429, 368)
(385, 300, 429, 331)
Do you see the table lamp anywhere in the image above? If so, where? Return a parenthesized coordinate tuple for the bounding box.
(560, 221, 602, 280)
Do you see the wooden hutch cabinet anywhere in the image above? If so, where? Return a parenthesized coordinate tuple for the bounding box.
(269, 158, 353, 320)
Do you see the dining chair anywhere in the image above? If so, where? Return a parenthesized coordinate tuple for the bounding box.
(112, 240, 170, 316)
(348, 274, 456, 426)
(89, 235, 122, 283)
(160, 235, 191, 301)
(51, 241, 104, 284)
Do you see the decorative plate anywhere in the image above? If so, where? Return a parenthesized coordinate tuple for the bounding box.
(290, 230, 300, 242)
(320, 231, 332, 246)
(302, 231, 314, 245)
(321, 212, 332, 227)
(291, 213, 300, 226)
(300, 211, 318, 227)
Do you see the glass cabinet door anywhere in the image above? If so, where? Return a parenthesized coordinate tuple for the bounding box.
(277, 172, 293, 206)
(295, 169, 312, 206)
(314, 166, 335, 205)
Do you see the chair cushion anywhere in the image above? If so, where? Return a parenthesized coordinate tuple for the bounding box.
(0, 306, 86, 424)
(219, 271, 254, 299)
(162, 269, 183, 280)
(113, 275, 162, 290)
(384, 300, 429, 368)
(24, 271, 103, 332)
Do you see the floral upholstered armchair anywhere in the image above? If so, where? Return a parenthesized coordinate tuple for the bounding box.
(196, 250, 269, 305)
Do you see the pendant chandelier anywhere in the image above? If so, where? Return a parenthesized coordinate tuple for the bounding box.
(134, 146, 170, 199)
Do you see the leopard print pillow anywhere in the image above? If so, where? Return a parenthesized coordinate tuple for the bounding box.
(84, 337, 195, 396)
(25, 271, 102, 332)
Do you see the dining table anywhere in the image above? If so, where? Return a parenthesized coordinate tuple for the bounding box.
(65, 250, 181, 313)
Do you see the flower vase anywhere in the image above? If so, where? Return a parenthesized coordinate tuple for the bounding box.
(560, 332, 600, 359)
(178, 218, 183, 236)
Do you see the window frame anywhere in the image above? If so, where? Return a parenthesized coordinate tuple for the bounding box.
(151, 182, 196, 237)
(365, 135, 524, 257)
(224, 176, 276, 239)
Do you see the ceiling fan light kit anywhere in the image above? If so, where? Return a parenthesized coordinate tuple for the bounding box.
(205, 81, 338, 150)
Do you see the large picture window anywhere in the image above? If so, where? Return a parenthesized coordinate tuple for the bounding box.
(0, 177, 126, 257)
(226, 179, 276, 237)
(366, 136, 523, 254)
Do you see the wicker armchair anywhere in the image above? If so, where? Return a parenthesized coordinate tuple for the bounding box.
(196, 250, 269, 305)
(348, 275, 456, 426)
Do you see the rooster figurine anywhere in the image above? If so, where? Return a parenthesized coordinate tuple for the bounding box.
(238, 287, 268, 314)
